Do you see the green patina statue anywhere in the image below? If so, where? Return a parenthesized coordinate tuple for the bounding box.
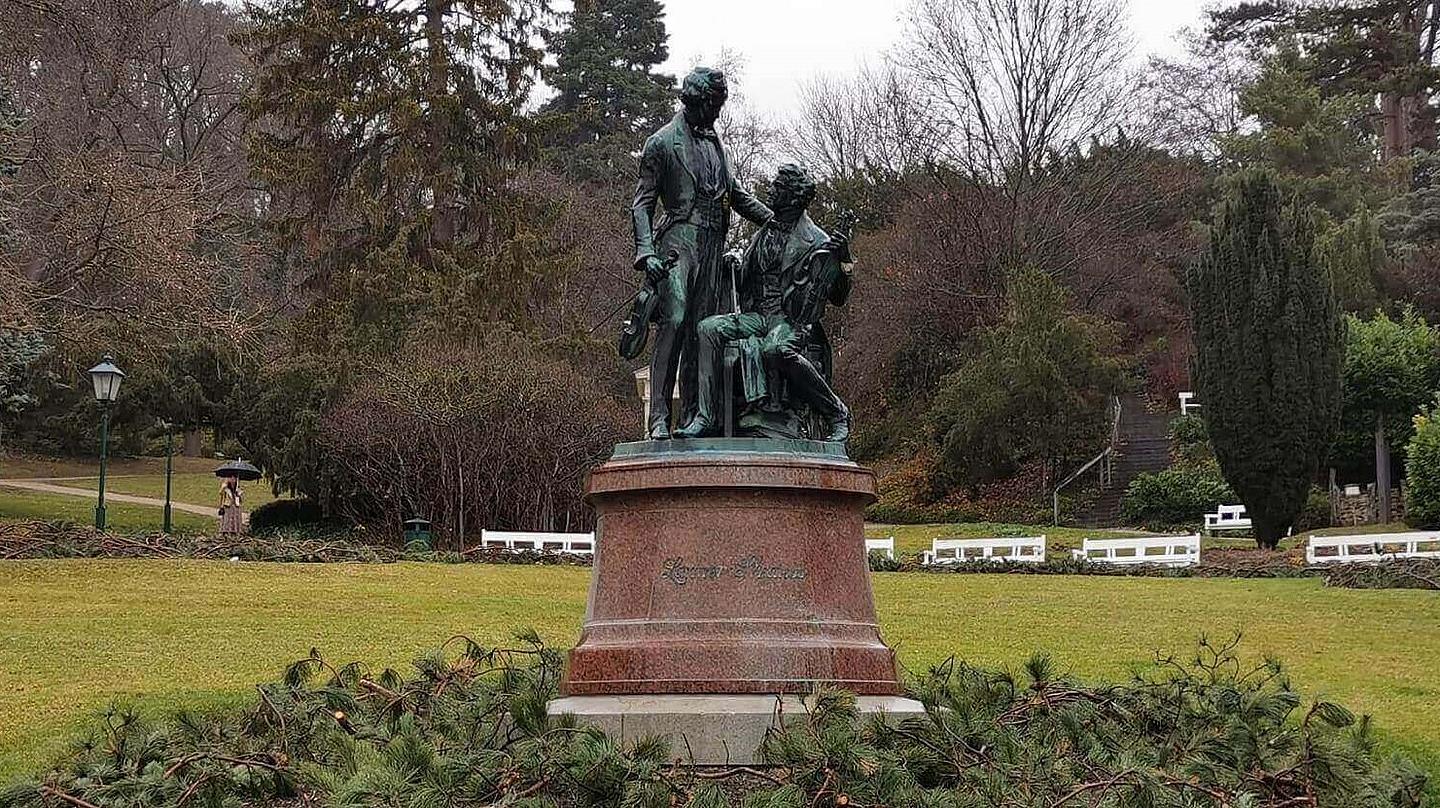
(672, 163, 853, 442)
(630, 66, 773, 440)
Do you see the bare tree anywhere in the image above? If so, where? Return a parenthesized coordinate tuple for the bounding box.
(1141, 29, 1254, 158)
(789, 61, 940, 180)
(0, 0, 267, 356)
(901, 0, 1134, 182)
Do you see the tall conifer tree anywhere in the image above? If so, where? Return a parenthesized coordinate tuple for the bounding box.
(539, 0, 674, 179)
(1188, 171, 1344, 547)
(235, 0, 549, 349)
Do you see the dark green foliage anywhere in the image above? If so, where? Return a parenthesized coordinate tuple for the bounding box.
(1211, 1, 1440, 156)
(867, 549, 902, 572)
(1381, 150, 1440, 249)
(1122, 463, 1237, 528)
(4, 635, 1424, 807)
(247, 499, 332, 535)
(1317, 208, 1387, 312)
(1296, 485, 1335, 532)
(1220, 47, 1386, 220)
(926, 269, 1125, 494)
(0, 328, 49, 444)
(1406, 398, 1440, 528)
(234, 0, 551, 350)
(219, 354, 349, 506)
(1332, 308, 1440, 482)
(1188, 170, 1344, 547)
(1169, 412, 1209, 447)
(539, 0, 675, 180)
(0, 520, 596, 565)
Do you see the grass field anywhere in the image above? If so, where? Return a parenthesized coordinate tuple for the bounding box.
(0, 489, 215, 532)
(61, 473, 281, 511)
(1, 560, 1437, 788)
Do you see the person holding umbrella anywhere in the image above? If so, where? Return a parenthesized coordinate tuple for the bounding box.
(214, 459, 261, 536)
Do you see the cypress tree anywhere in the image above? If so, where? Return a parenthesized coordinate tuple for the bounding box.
(1188, 170, 1344, 548)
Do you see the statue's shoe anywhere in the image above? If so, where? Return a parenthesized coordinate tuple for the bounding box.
(649, 422, 672, 440)
(674, 419, 721, 439)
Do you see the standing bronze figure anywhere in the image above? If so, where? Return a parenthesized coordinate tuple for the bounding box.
(631, 67, 773, 439)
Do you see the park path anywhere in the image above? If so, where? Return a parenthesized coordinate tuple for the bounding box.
(0, 479, 217, 517)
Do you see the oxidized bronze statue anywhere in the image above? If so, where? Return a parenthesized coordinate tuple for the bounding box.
(674, 163, 854, 442)
(630, 67, 773, 440)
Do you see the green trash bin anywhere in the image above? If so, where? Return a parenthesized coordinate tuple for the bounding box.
(403, 517, 433, 552)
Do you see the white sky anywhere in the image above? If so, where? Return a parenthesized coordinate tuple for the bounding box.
(658, 0, 1212, 118)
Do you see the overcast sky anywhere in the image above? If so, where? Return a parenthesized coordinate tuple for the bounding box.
(657, 0, 1211, 118)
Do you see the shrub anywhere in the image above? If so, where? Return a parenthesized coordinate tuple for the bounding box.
(926, 268, 1124, 494)
(247, 498, 331, 534)
(1169, 413, 1208, 447)
(1121, 462, 1235, 528)
(1406, 398, 1440, 529)
(5, 636, 1423, 808)
(1294, 486, 1333, 533)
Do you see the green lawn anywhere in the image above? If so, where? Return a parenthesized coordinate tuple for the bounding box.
(0, 489, 214, 532)
(0, 455, 222, 479)
(62, 473, 280, 511)
(2, 560, 1437, 789)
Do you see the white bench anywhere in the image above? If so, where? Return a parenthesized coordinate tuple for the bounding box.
(1071, 535, 1200, 567)
(1306, 532, 1440, 565)
(480, 530, 595, 556)
(1179, 392, 1200, 415)
(865, 536, 895, 559)
(923, 536, 1046, 565)
(1204, 505, 1251, 535)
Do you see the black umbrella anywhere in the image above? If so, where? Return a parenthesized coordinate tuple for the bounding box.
(214, 458, 262, 481)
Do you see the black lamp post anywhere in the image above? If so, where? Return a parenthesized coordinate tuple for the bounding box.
(159, 420, 175, 534)
(87, 356, 125, 531)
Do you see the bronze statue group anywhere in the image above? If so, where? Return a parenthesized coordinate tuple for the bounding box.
(626, 67, 854, 443)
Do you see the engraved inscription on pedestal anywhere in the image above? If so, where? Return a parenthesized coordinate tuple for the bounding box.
(659, 556, 808, 586)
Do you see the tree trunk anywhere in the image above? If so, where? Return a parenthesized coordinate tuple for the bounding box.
(1376, 413, 1392, 523)
(1252, 512, 1285, 550)
(183, 428, 203, 457)
(425, 0, 456, 246)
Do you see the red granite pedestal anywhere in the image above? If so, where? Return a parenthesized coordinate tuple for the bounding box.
(548, 439, 921, 762)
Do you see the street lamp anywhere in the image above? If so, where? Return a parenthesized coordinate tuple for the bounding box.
(158, 420, 175, 534)
(87, 356, 125, 531)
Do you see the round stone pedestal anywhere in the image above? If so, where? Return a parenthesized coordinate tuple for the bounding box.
(561, 438, 903, 696)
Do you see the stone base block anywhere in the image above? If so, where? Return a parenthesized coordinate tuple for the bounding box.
(547, 694, 927, 766)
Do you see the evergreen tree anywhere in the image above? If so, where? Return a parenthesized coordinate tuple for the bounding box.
(1211, 1, 1440, 160)
(235, 0, 550, 350)
(539, 0, 675, 180)
(1221, 46, 1386, 221)
(1188, 170, 1344, 547)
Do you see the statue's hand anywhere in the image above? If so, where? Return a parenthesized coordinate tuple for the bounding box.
(640, 255, 669, 285)
(821, 234, 852, 264)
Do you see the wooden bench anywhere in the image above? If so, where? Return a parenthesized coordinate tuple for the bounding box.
(1306, 532, 1440, 565)
(923, 536, 1046, 565)
(480, 530, 595, 556)
(1071, 535, 1200, 567)
(1204, 505, 1251, 535)
(865, 536, 895, 559)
